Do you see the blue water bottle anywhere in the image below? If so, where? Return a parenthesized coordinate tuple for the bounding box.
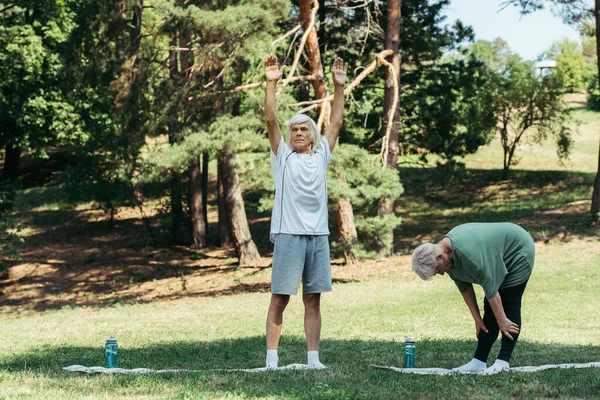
(403, 336, 416, 368)
(104, 336, 118, 368)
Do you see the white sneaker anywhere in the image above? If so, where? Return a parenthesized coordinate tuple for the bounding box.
(482, 359, 509, 375)
(451, 358, 486, 373)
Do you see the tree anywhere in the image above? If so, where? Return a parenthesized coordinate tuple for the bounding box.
(328, 144, 403, 258)
(0, 1, 83, 181)
(493, 56, 574, 178)
(145, 0, 290, 262)
(298, 0, 360, 264)
(544, 39, 587, 92)
(503, 0, 600, 216)
(376, 0, 401, 257)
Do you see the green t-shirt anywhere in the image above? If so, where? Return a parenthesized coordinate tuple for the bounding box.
(446, 223, 535, 299)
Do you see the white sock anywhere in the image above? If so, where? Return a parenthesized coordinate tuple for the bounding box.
(266, 349, 278, 369)
(307, 351, 327, 369)
(483, 359, 509, 375)
(452, 358, 486, 373)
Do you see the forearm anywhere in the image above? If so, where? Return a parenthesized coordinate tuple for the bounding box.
(264, 82, 278, 124)
(329, 84, 345, 129)
(487, 292, 507, 322)
(264, 81, 281, 152)
(461, 285, 482, 321)
(325, 84, 345, 150)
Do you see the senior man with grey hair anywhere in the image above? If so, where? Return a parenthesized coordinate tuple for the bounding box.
(262, 54, 347, 370)
(411, 222, 535, 375)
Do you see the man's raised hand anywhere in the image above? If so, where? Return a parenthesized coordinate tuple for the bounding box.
(332, 57, 348, 87)
(265, 55, 285, 83)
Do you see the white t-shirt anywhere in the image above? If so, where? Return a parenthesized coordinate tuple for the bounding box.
(269, 138, 333, 243)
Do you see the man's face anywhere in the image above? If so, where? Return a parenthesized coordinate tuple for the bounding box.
(436, 254, 452, 276)
(290, 122, 312, 154)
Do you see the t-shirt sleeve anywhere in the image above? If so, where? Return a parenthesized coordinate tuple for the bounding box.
(451, 277, 472, 294)
(270, 139, 292, 178)
(477, 254, 508, 299)
(314, 138, 333, 167)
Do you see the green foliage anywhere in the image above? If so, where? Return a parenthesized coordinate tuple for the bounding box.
(329, 144, 403, 256)
(0, 1, 83, 154)
(544, 39, 587, 92)
(311, 0, 492, 163)
(401, 57, 496, 162)
(587, 75, 600, 111)
(470, 41, 575, 175)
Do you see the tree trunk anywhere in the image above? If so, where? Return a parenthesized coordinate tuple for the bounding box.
(299, 0, 330, 122)
(218, 167, 232, 246)
(3, 143, 21, 181)
(218, 148, 261, 265)
(376, 0, 402, 257)
(591, 0, 600, 215)
(300, 0, 359, 264)
(201, 152, 209, 231)
(180, 26, 207, 248)
(336, 176, 359, 265)
(189, 156, 206, 248)
(168, 34, 184, 244)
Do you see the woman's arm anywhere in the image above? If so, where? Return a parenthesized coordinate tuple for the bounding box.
(461, 285, 488, 338)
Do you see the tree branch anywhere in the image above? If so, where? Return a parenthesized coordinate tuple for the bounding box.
(282, 0, 319, 86)
(0, 4, 15, 14)
(187, 74, 319, 101)
(289, 49, 393, 107)
(377, 55, 400, 168)
(271, 24, 302, 47)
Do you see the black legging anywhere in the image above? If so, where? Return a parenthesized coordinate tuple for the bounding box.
(474, 280, 529, 363)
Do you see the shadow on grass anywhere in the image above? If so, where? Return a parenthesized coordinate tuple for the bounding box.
(393, 167, 598, 251)
(2, 338, 599, 399)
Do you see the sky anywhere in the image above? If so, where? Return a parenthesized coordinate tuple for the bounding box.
(443, 0, 591, 61)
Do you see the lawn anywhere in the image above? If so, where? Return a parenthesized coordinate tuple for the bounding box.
(0, 105, 599, 399)
(1, 237, 599, 399)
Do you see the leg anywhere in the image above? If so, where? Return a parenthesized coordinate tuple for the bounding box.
(474, 297, 501, 363)
(496, 280, 528, 362)
(303, 292, 326, 369)
(266, 234, 305, 368)
(265, 294, 290, 368)
(483, 280, 529, 375)
(266, 294, 290, 350)
(302, 236, 331, 369)
(454, 297, 502, 373)
(303, 293, 322, 351)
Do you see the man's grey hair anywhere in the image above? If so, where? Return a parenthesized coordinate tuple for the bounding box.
(411, 243, 439, 281)
(285, 114, 321, 151)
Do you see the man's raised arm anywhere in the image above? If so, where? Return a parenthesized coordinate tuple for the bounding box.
(324, 57, 348, 152)
(264, 55, 285, 156)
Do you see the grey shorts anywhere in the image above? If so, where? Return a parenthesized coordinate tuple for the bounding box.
(271, 234, 332, 295)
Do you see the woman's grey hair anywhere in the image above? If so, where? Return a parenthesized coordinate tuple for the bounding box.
(285, 114, 321, 152)
(411, 243, 439, 281)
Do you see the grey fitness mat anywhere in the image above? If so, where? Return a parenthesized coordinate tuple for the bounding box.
(63, 363, 314, 374)
(370, 362, 600, 375)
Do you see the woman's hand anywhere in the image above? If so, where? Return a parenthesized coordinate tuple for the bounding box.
(475, 317, 488, 339)
(497, 317, 519, 340)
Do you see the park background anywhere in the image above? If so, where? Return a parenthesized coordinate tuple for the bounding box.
(1, 0, 599, 399)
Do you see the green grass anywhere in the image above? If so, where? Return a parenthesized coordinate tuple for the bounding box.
(460, 108, 599, 173)
(2, 106, 599, 398)
(1, 238, 599, 399)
